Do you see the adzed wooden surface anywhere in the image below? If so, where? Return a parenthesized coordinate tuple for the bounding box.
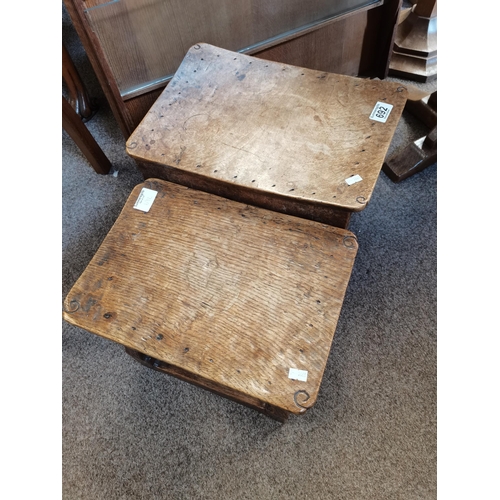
(63, 179, 358, 418)
(127, 44, 407, 226)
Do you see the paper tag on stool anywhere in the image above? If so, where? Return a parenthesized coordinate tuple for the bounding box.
(133, 188, 158, 212)
(289, 368, 308, 382)
(346, 174, 362, 185)
(370, 102, 393, 123)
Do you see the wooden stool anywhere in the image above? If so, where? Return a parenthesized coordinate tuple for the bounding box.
(63, 179, 358, 422)
(126, 44, 407, 229)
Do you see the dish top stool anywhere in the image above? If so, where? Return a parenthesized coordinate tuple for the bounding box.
(64, 179, 359, 422)
(126, 43, 408, 228)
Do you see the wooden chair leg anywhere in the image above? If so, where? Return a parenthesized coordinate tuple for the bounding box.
(62, 44, 97, 121)
(62, 96, 112, 175)
(382, 126, 437, 182)
(382, 89, 437, 182)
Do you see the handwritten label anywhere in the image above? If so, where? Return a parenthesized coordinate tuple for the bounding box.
(289, 368, 308, 382)
(346, 174, 362, 185)
(370, 102, 393, 123)
(133, 188, 158, 212)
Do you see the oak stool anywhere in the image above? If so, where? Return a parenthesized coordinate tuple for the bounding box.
(126, 43, 407, 228)
(63, 180, 358, 422)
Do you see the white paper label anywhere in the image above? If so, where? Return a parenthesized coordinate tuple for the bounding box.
(346, 174, 362, 185)
(133, 188, 158, 212)
(288, 368, 308, 382)
(370, 102, 393, 123)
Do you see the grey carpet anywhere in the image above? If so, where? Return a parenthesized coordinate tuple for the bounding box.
(62, 4, 437, 499)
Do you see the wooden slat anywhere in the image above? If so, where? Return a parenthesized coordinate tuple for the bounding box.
(63, 180, 358, 415)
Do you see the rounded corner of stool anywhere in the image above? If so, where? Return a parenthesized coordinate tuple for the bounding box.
(125, 140, 139, 156)
(342, 233, 359, 251)
(188, 42, 210, 53)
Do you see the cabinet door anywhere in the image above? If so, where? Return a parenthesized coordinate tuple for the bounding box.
(83, 0, 380, 99)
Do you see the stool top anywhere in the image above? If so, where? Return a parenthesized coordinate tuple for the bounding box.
(127, 43, 407, 213)
(63, 179, 358, 415)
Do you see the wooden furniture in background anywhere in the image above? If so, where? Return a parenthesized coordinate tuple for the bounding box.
(62, 97, 112, 175)
(64, 0, 403, 139)
(388, 0, 437, 82)
(63, 179, 358, 422)
(383, 89, 437, 182)
(63, 44, 111, 175)
(63, 44, 98, 121)
(127, 44, 407, 228)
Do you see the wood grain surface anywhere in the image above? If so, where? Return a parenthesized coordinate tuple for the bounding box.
(63, 179, 358, 416)
(127, 44, 407, 221)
